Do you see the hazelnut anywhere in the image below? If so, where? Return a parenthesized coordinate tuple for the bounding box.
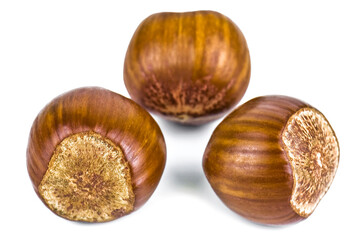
(27, 87, 166, 222)
(124, 11, 250, 125)
(203, 96, 339, 225)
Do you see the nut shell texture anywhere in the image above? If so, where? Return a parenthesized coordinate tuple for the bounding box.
(202, 96, 339, 225)
(124, 11, 250, 124)
(27, 87, 166, 222)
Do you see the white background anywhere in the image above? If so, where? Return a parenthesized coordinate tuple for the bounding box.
(1, 0, 360, 239)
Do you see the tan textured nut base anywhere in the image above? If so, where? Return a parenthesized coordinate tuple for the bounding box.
(39, 131, 135, 222)
(282, 108, 339, 218)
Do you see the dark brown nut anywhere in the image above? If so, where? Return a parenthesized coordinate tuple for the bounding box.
(124, 11, 251, 125)
(27, 87, 166, 222)
(203, 95, 339, 225)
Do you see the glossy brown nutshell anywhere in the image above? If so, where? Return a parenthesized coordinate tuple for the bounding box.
(203, 96, 339, 225)
(124, 11, 251, 125)
(27, 87, 166, 222)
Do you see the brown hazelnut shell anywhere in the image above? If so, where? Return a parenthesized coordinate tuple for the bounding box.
(203, 96, 339, 225)
(124, 11, 251, 125)
(27, 87, 166, 222)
